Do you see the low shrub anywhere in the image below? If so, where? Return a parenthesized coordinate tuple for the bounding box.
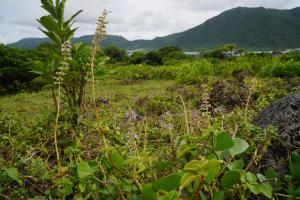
(177, 60, 214, 84)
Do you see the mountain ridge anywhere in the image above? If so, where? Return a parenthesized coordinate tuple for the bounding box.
(8, 6, 300, 51)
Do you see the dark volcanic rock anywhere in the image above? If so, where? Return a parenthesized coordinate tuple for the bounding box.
(255, 93, 300, 144)
(254, 93, 300, 174)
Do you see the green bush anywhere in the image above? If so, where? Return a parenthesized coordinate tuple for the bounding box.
(110, 65, 178, 80)
(177, 60, 214, 84)
(103, 45, 129, 63)
(130, 51, 145, 64)
(271, 61, 300, 78)
(158, 46, 187, 65)
(280, 52, 300, 62)
(144, 51, 163, 66)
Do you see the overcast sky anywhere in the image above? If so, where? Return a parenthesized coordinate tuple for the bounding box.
(0, 0, 300, 44)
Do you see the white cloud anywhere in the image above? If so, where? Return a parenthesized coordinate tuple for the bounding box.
(0, 34, 7, 44)
(0, 0, 299, 44)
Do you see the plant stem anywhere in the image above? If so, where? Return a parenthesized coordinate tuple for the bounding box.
(274, 193, 300, 199)
(54, 83, 61, 167)
(180, 95, 190, 135)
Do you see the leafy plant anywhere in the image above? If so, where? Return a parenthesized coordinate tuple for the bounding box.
(37, 0, 82, 48)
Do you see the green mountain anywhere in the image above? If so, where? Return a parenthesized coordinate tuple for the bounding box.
(172, 7, 300, 50)
(8, 7, 300, 50)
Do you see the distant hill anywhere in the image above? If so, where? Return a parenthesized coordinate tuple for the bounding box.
(8, 7, 300, 51)
(8, 35, 130, 49)
(171, 7, 300, 50)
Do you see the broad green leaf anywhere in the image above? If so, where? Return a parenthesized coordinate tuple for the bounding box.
(158, 190, 180, 200)
(246, 172, 258, 184)
(123, 155, 148, 166)
(39, 29, 61, 46)
(216, 150, 231, 160)
(184, 160, 204, 172)
(140, 184, 156, 200)
(265, 168, 280, 188)
(153, 172, 183, 192)
(265, 168, 279, 180)
(247, 183, 272, 199)
(111, 148, 125, 169)
(221, 171, 241, 190)
(65, 10, 83, 27)
(57, 0, 66, 26)
(247, 183, 260, 195)
(79, 180, 87, 193)
(260, 183, 273, 199)
(77, 161, 94, 179)
(206, 154, 218, 160)
(257, 174, 267, 183)
(38, 16, 61, 36)
(177, 145, 193, 159)
(289, 186, 300, 196)
(204, 160, 221, 184)
(65, 27, 78, 42)
(6, 167, 23, 185)
(227, 160, 244, 170)
(212, 191, 225, 200)
(41, 0, 57, 18)
(215, 132, 234, 151)
(154, 160, 171, 172)
(289, 153, 300, 181)
(180, 173, 200, 191)
(229, 138, 249, 157)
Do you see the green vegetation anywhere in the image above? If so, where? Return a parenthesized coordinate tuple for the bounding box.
(1, 1, 300, 199)
(1, 46, 300, 199)
(0, 44, 42, 94)
(130, 51, 145, 65)
(104, 45, 129, 64)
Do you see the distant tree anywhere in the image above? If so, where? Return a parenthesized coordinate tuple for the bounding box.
(158, 46, 187, 64)
(144, 51, 163, 66)
(224, 44, 236, 52)
(207, 44, 237, 59)
(237, 48, 246, 54)
(130, 51, 145, 64)
(103, 45, 128, 63)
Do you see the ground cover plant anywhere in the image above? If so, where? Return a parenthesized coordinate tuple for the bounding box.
(0, 0, 300, 199)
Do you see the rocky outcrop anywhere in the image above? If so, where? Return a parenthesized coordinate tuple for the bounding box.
(254, 93, 300, 174)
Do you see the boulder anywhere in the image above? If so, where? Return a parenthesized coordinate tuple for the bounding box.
(254, 93, 300, 174)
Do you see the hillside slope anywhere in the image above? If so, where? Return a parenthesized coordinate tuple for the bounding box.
(8, 7, 300, 50)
